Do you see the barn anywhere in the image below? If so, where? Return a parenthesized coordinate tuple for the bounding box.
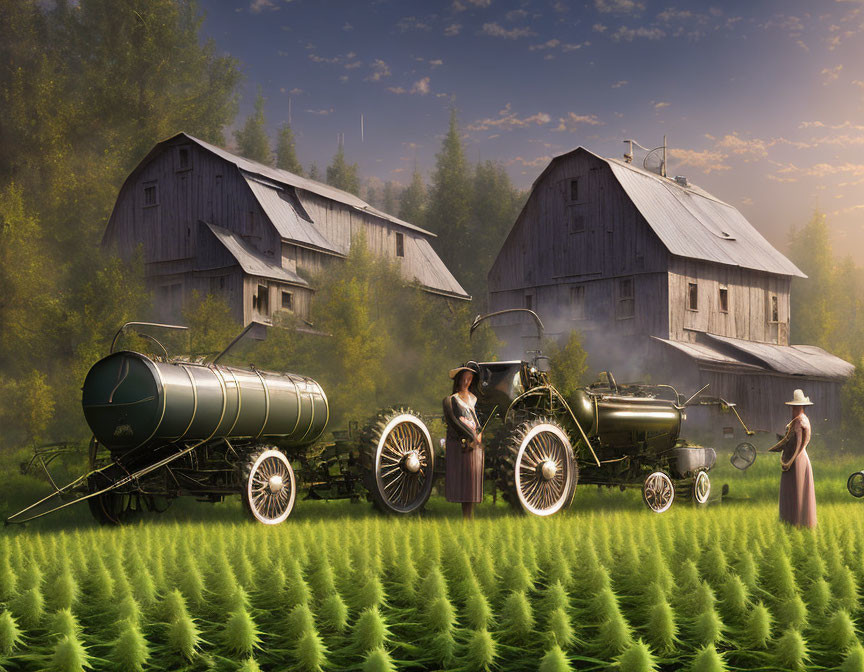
(487, 146, 853, 439)
(103, 132, 468, 326)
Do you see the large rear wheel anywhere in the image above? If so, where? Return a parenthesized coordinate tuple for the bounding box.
(498, 418, 577, 517)
(361, 408, 435, 514)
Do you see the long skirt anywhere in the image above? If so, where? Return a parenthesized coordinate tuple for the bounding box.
(445, 438, 484, 503)
(779, 449, 817, 528)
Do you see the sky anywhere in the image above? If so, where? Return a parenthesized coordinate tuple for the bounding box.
(199, 0, 864, 255)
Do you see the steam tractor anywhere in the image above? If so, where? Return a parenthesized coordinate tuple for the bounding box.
(8, 312, 720, 525)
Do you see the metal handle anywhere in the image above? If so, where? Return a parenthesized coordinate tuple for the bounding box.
(110, 322, 189, 354)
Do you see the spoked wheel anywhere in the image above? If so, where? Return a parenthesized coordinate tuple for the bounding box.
(361, 408, 435, 514)
(848, 471, 864, 498)
(693, 470, 711, 505)
(731, 442, 756, 470)
(499, 418, 577, 517)
(245, 449, 296, 525)
(643, 471, 675, 513)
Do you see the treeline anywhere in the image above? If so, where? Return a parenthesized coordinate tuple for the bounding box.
(234, 95, 526, 302)
(787, 213, 864, 432)
(0, 0, 519, 451)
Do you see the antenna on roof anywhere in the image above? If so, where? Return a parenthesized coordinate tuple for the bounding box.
(361, 114, 364, 143)
(623, 137, 667, 177)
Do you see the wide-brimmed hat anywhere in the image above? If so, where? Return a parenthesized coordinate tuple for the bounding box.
(785, 389, 813, 406)
(449, 360, 480, 380)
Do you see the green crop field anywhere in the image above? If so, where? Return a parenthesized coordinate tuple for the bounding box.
(2, 448, 864, 672)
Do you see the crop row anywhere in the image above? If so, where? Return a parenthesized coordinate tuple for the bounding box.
(2, 503, 864, 671)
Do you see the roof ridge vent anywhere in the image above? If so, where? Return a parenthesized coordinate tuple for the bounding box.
(674, 175, 689, 187)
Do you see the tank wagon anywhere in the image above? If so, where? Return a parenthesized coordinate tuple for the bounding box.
(469, 310, 719, 515)
(7, 322, 436, 525)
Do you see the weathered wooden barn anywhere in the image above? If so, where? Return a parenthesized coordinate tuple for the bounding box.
(103, 132, 468, 326)
(488, 146, 854, 438)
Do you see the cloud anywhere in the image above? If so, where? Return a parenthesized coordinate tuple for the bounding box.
(554, 112, 604, 131)
(481, 22, 536, 39)
(388, 77, 433, 96)
(342, 22, 353, 31)
(653, 101, 671, 109)
(429, 59, 444, 68)
(306, 107, 334, 116)
(594, 0, 645, 14)
(562, 41, 590, 50)
(344, 59, 363, 70)
(714, 133, 770, 160)
(611, 80, 628, 88)
(657, 8, 693, 22)
(366, 59, 391, 81)
(444, 23, 463, 36)
(506, 9, 529, 20)
(821, 65, 843, 85)
(593, 23, 608, 32)
(504, 155, 554, 168)
(288, 87, 303, 95)
(529, 39, 561, 51)
(467, 103, 551, 131)
(411, 77, 431, 95)
(611, 25, 666, 41)
(308, 53, 340, 64)
(667, 148, 731, 173)
(249, 0, 278, 13)
(397, 16, 432, 32)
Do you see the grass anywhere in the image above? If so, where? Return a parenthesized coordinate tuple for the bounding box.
(0, 445, 863, 670)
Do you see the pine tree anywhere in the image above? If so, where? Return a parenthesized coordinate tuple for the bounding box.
(309, 163, 321, 181)
(381, 181, 397, 216)
(326, 143, 360, 195)
(234, 89, 273, 165)
(399, 166, 427, 226)
(787, 211, 834, 347)
(426, 109, 471, 283)
(275, 122, 303, 175)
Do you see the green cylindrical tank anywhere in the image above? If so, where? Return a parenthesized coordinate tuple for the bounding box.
(82, 351, 328, 451)
(569, 389, 682, 441)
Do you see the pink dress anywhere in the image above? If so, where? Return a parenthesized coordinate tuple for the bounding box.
(769, 414, 817, 528)
(442, 393, 484, 503)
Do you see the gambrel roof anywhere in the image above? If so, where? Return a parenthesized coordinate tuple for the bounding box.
(532, 147, 806, 278)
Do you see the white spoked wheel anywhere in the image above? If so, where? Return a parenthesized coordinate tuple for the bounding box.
(246, 449, 296, 525)
(370, 412, 435, 514)
(510, 420, 577, 517)
(643, 471, 674, 513)
(693, 470, 711, 505)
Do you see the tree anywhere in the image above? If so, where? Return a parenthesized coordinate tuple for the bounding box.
(183, 291, 241, 357)
(308, 163, 321, 181)
(275, 121, 303, 175)
(426, 109, 471, 287)
(326, 143, 360, 195)
(544, 331, 588, 401)
(787, 211, 836, 348)
(234, 89, 273, 165)
(399, 166, 427, 226)
(381, 181, 398, 216)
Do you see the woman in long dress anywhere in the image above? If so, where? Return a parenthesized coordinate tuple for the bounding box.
(768, 388, 817, 528)
(442, 361, 484, 519)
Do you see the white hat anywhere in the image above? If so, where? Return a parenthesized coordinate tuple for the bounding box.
(785, 389, 813, 406)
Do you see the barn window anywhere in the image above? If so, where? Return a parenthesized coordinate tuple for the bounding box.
(395, 232, 404, 257)
(570, 285, 585, 320)
(770, 295, 779, 322)
(281, 290, 294, 311)
(176, 146, 191, 171)
(253, 284, 269, 315)
(525, 294, 534, 311)
(688, 282, 698, 311)
(569, 178, 580, 202)
(143, 182, 158, 207)
(616, 277, 635, 319)
(569, 212, 585, 234)
(719, 287, 729, 313)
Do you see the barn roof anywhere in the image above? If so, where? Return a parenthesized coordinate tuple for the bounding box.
(538, 147, 806, 278)
(176, 133, 435, 238)
(244, 175, 345, 256)
(204, 222, 309, 287)
(653, 334, 853, 380)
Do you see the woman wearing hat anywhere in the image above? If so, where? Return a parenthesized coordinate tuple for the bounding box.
(767, 389, 816, 528)
(443, 361, 484, 519)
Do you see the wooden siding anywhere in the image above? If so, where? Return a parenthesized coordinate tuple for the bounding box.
(667, 258, 791, 345)
(242, 276, 312, 327)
